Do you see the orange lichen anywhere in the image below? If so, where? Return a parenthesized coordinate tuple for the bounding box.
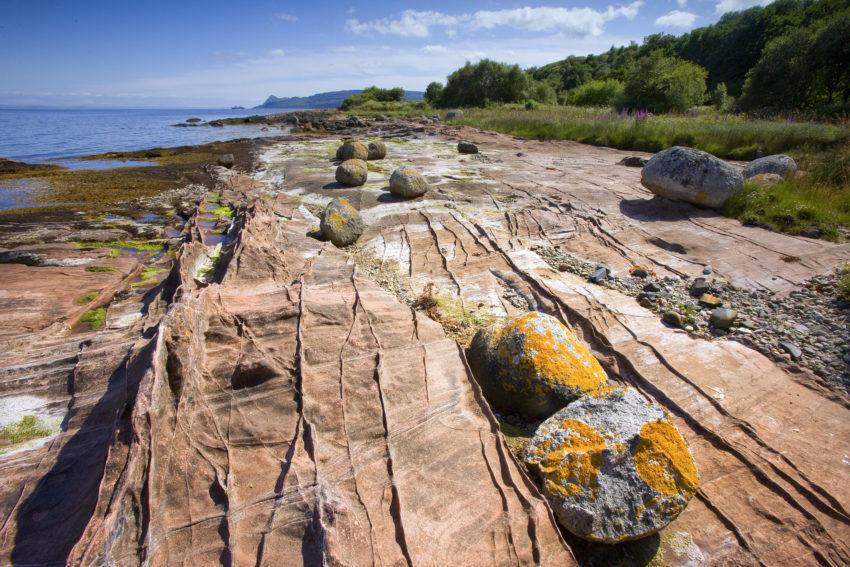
(634, 419, 699, 499)
(630, 265, 657, 278)
(328, 211, 346, 231)
(532, 419, 608, 500)
(494, 313, 607, 395)
(588, 384, 620, 398)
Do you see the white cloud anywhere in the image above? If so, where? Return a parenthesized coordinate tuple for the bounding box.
(267, 49, 286, 57)
(346, 10, 461, 38)
(676, 0, 687, 6)
(275, 13, 298, 22)
(346, 3, 643, 38)
(655, 10, 697, 27)
(421, 44, 448, 54)
(715, 0, 772, 14)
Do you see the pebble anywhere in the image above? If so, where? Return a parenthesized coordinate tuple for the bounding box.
(703, 265, 713, 275)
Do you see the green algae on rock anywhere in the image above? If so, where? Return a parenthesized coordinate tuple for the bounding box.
(524, 386, 699, 543)
(467, 312, 608, 418)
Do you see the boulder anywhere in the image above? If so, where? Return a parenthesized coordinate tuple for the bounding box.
(617, 156, 647, 167)
(319, 198, 365, 247)
(389, 166, 429, 198)
(336, 140, 369, 161)
(743, 154, 797, 179)
(335, 159, 368, 187)
(748, 173, 783, 187)
(446, 109, 464, 120)
(589, 266, 609, 284)
(367, 141, 387, 160)
(524, 386, 699, 543)
(641, 146, 743, 208)
(457, 141, 479, 154)
(217, 154, 235, 168)
(467, 312, 608, 418)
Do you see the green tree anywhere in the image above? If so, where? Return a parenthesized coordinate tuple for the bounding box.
(424, 81, 444, 105)
(340, 86, 405, 109)
(440, 59, 531, 107)
(810, 10, 850, 107)
(529, 81, 558, 105)
(566, 79, 625, 107)
(738, 29, 814, 112)
(621, 52, 707, 112)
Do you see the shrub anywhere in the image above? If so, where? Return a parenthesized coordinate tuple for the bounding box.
(529, 81, 558, 105)
(440, 59, 531, 107)
(424, 81, 444, 105)
(340, 86, 405, 110)
(621, 51, 707, 112)
(567, 79, 625, 107)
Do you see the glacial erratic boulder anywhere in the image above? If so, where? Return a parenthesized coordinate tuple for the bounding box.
(446, 109, 464, 120)
(217, 154, 235, 168)
(743, 154, 797, 179)
(367, 141, 387, 160)
(335, 159, 368, 187)
(319, 197, 365, 247)
(389, 166, 428, 198)
(524, 386, 699, 543)
(641, 146, 743, 208)
(457, 141, 479, 154)
(467, 312, 608, 419)
(336, 140, 369, 161)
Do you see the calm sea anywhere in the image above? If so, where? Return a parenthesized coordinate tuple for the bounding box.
(0, 107, 294, 164)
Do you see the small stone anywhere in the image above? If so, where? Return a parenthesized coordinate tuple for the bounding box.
(457, 141, 479, 154)
(643, 282, 662, 293)
(710, 308, 738, 330)
(699, 293, 722, 308)
(617, 156, 647, 167)
(703, 265, 713, 275)
(639, 296, 655, 309)
(589, 266, 610, 284)
(217, 154, 235, 168)
(779, 341, 803, 361)
(631, 268, 649, 279)
(689, 278, 711, 296)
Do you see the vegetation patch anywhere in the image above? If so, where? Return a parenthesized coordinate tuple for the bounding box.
(209, 205, 234, 219)
(85, 266, 116, 273)
(131, 267, 168, 288)
(76, 291, 98, 304)
(80, 307, 107, 331)
(74, 239, 165, 253)
(0, 415, 51, 446)
(412, 284, 496, 347)
(839, 265, 850, 302)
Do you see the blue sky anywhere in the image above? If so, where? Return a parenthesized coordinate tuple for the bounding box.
(0, 0, 772, 107)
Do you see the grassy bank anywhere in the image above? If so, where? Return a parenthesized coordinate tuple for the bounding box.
(443, 105, 850, 240)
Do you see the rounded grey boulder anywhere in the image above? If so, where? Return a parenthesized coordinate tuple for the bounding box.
(336, 140, 369, 161)
(446, 109, 464, 120)
(457, 141, 478, 154)
(319, 198, 365, 247)
(389, 166, 428, 198)
(217, 154, 235, 168)
(367, 141, 387, 160)
(742, 154, 797, 179)
(335, 159, 368, 187)
(641, 146, 743, 208)
(524, 386, 699, 543)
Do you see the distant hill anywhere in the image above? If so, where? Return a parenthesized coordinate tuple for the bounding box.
(256, 89, 424, 109)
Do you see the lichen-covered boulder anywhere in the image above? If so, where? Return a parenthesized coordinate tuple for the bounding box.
(446, 109, 464, 120)
(335, 159, 368, 187)
(217, 154, 235, 168)
(524, 386, 699, 543)
(319, 198, 365, 247)
(367, 141, 387, 160)
(389, 166, 428, 198)
(467, 312, 608, 418)
(336, 140, 369, 161)
(743, 154, 797, 179)
(747, 172, 783, 187)
(457, 141, 478, 154)
(641, 146, 743, 208)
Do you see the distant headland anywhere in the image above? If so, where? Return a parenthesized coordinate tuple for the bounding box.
(256, 89, 424, 110)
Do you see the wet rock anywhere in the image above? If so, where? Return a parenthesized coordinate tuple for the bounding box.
(458, 141, 479, 154)
(335, 159, 368, 187)
(467, 312, 608, 419)
(524, 386, 699, 543)
(446, 109, 464, 120)
(710, 308, 738, 330)
(589, 266, 610, 284)
(62, 229, 129, 243)
(389, 166, 428, 198)
(780, 341, 803, 361)
(319, 198, 365, 247)
(367, 141, 387, 160)
(217, 154, 235, 168)
(617, 156, 647, 167)
(743, 154, 797, 179)
(336, 140, 369, 161)
(662, 311, 684, 328)
(748, 173, 784, 187)
(641, 146, 743, 208)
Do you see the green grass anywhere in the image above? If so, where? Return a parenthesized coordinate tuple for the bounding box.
(73, 239, 165, 253)
(0, 415, 51, 446)
(131, 267, 168, 288)
(76, 291, 98, 304)
(454, 105, 850, 160)
(85, 266, 116, 273)
(839, 265, 850, 302)
(80, 307, 107, 331)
